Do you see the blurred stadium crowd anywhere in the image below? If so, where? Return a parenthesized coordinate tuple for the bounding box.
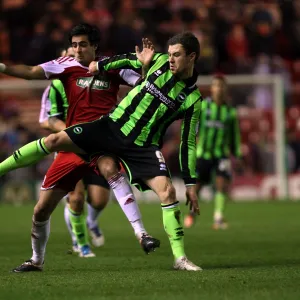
(1, 0, 300, 182)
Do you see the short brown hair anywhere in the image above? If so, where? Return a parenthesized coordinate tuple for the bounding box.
(167, 32, 200, 61)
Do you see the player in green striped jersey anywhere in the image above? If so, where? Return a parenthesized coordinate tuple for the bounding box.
(0, 33, 202, 270)
(184, 75, 242, 230)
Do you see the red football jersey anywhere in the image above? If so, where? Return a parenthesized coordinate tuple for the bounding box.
(40, 56, 140, 127)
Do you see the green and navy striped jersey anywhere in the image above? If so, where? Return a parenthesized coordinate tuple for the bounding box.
(48, 79, 68, 121)
(98, 53, 202, 184)
(196, 98, 241, 160)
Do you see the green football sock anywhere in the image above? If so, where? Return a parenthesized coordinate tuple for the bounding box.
(214, 191, 227, 217)
(68, 207, 89, 247)
(0, 138, 50, 176)
(161, 202, 185, 260)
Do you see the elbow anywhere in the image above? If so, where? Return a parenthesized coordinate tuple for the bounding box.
(40, 121, 50, 130)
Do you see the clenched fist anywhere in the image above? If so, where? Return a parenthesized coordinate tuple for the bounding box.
(88, 61, 99, 75)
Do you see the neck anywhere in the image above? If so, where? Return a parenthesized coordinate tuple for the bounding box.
(178, 67, 194, 80)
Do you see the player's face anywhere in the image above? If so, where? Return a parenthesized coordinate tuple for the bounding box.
(211, 78, 227, 99)
(61, 47, 75, 57)
(65, 47, 75, 57)
(168, 44, 195, 77)
(71, 35, 96, 66)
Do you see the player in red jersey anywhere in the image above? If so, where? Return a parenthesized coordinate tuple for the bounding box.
(0, 23, 159, 272)
(38, 46, 107, 254)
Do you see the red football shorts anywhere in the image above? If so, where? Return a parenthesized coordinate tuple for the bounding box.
(41, 152, 98, 192)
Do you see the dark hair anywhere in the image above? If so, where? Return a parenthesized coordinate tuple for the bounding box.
(167, 32, 200, 61)
(56, 42, 72, 57)
(68, 23, 101, 50)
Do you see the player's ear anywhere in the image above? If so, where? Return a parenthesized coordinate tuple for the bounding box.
(189, 52, 196, 62)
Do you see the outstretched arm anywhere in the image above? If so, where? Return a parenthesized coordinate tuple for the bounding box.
(0, 63, 46, 80)
(89, 38, 156, 75)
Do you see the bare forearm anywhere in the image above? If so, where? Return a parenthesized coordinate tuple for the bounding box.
(48, 118, 66, 132)
(2, 64, 46, 80)
(40, 120, 50, 130)
(141, 65, 149, 79)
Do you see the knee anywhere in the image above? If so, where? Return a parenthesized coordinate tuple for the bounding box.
(68, 192, 85, 212)
(97, 157, 118, 180)
(33, 203, 50, 221)
(160, 184, 176, 205)
(44, 133, 61, 152)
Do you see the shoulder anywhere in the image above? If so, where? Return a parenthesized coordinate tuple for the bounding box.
(40, 57, 86, 78)
(152, 53, 168, 67)
(41, 56, 79, 68)
(154, 53, 168, 63)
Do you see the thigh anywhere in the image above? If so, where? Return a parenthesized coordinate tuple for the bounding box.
(196, 158, 214, 184)
(119, 147, 170, 192)
(64, 118, 113, 156)
(73, 179, 85, 194)
(45, 131, 84, 153)
(83, 173, 110, 190)
(42, 152, 92, 192)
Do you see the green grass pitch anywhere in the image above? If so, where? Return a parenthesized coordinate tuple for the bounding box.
(0, 202, 299, 300)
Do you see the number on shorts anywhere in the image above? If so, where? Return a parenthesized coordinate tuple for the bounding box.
(218, 159, 231, 172)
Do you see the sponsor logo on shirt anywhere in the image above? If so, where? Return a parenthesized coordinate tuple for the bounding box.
(205, 120, 225, 129)
(154, 70, 162, 76)
(145, 81, 176, 110)
(76, 77, 110, 90)
(176, 92, 186, 103)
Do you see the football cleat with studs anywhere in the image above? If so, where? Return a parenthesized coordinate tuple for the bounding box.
(12, 259, 43, 273)
(79, 245, 96, 258)
(139, 233, 160, 254)
(173, 256, 202, 271)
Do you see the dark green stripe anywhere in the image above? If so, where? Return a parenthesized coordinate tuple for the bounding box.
(118, 62, 173, 140)
(117, 89, 148, 129)
(147, 61, 169, 82)
(144, 86, 198, 146)
(101, 53, 138, 69)
(200, 100, 211, 157)
(128, 74, 178, 142)
(51, 83, 66, 121)
(181, 105, 194, 177)
(214, 106, 227, 157)
(207, 104, 221, 158)
(156, 117, 176, 148)
(148, 53, 164, 70)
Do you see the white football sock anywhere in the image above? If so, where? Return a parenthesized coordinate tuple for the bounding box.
(31, 216, 50, 265)
(87, 203, 102, 230)
(108, 173, 146, 239)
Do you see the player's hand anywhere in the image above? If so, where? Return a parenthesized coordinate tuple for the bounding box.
(185, 185, 200, 215)
(88, 61, 99, 75)
(135, 38, 155, 67)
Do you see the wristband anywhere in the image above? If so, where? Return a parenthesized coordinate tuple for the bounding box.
(0, 63, 6, 72)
